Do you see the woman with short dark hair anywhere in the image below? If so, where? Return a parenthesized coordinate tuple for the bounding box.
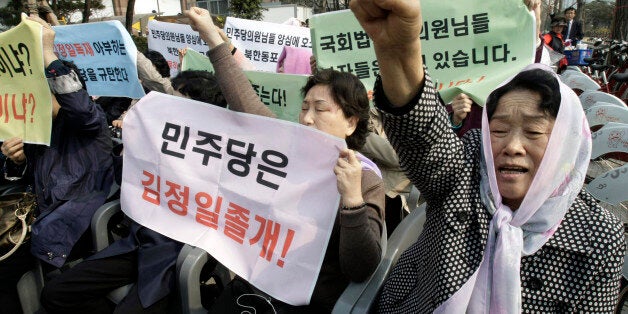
(301, 69, 371, 151)
(186, 8, 386, 313)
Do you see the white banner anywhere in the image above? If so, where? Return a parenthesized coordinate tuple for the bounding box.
(147, 20, 210, 77)
(121, 92, 346, 305)
(224, 17, 312, 72)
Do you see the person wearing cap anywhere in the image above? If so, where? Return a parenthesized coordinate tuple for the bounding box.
(543, 16, 568, 71)
(543, 16, 567, 53)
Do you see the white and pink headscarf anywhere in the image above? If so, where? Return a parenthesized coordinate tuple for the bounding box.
(435, 63, 592, 313)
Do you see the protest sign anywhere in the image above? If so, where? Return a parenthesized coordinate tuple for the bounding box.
(148, 20, 210, 77)
(181, 48, 307, 122)
(0, 14, 53, 145)
(180, 48, 214, 73)
(310, 0, 536, 105)
(243, 71, 306, 123)
(53, 20, 145, 99)
(224, 17, 312, 72)
(121, 92, 345, 305)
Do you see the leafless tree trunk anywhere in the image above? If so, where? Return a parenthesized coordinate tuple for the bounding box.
(82, 0, 90, 23)
(611, 0, 628, 40)
(126, 0, 136, 34)
(24, 0, 37, 14)
(575, 0, 585, 33)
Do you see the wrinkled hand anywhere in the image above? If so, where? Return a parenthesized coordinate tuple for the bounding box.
(27, 14, 54, 46)
(185, 7, 223, 48)
(27, 14, 57, 66)
(350, 0, 424, 106)
(36, 0, 60, 26)
(178, 48, 188, 65)
(334, 149, 364, 208)
(451, 93, 472, 126)
(1, 138, 26, 165)
(350, 0, 422, 50)
(524, 0, 540, 11)
(524, 0, 542, 37)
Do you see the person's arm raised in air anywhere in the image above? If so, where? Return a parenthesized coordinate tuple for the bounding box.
(350, 0, 465, 204)
(28, 15, 105, 132)
(350, 0, 423, 106)
(186, 7, 274, 118)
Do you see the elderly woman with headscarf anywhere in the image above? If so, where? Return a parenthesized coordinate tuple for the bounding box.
(350, 0, 624, 312)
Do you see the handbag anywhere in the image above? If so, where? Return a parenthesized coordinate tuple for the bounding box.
(0, 192, 36, 261)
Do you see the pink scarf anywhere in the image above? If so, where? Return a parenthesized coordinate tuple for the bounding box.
(435, 64, 591, 313)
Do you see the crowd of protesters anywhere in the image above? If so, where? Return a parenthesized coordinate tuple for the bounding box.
(0, 0, 625, 313)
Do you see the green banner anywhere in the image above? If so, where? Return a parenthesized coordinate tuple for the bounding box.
(310, 0, 535, 105)
(181, 48, 214, 73)
(0, 15, 53, 145)
(181, 49, 307, 122)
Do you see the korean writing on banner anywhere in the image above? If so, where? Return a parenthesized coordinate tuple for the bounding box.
(181, 48, 307, 123)
(121, 92, 345, 305)
(310, 0, 535, 105)
(0, 14, 53, 145)
(148, 20, 209, 77)
(224, 17, 312, 73)
(53, 20, 145, 99)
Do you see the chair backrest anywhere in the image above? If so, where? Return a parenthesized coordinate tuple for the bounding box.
(585, 103, 628, 127)
(560, 69, 587, 81)
(562, 73, 601, 92)
(178, 245, 233, 314)
(564, 66, 583, 73)
(17, 261, 46, 314)
(590, 122, 628, 159)
(332, 202, 427, 313)
(90, 199, 122, 252)
(586, 163, 628, 205)
(106, 180, 120, 202)
(17, 197, 122, 313)
(332, 223, 387, 314)
(580, 90, 627, 110)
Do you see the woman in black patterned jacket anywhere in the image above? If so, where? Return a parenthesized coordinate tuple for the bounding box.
(350, 0, 624, 312)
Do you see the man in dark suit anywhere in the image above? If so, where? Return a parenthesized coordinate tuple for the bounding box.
(562, 7, 584, 43)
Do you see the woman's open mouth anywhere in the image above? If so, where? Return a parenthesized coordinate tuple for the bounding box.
(498, 166, 528, 174)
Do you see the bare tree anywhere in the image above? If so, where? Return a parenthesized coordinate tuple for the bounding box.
(82, 0, 90, 23)
(575, 0, 585, 33)
(25, 0, 37, 14)
(611, 0, 628, 40)
(126, 0, 136, 34)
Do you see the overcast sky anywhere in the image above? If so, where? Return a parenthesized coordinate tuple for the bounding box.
(131, 0, 183, 15)
(77, 0, 183, 21)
